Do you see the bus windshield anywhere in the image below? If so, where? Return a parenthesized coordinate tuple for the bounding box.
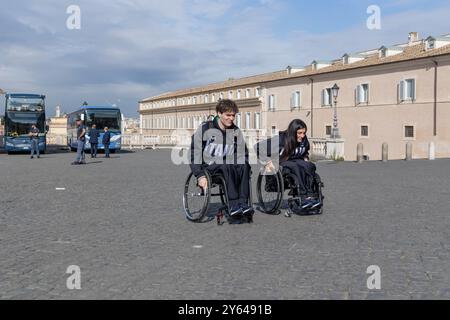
(86, 110, 121, 131)
(6, 112, 45, 137)
(7, 97, 45, 112)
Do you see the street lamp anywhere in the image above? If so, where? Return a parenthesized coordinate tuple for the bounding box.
(331, 83, 340, 139)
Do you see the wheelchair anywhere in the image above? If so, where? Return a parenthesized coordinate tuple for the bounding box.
(256, 165, 324, 217)
(182, 169, 253, 224)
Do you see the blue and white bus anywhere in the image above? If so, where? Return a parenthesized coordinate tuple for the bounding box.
(67, 105, 122, 152)
(3, 93, 47, 154)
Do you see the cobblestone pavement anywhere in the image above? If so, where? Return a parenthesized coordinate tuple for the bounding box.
(0, 149, 449, 299)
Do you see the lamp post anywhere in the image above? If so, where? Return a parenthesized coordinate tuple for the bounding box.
(331, 83, 340, 139)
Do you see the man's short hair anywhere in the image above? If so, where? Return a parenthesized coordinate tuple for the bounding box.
(216, 99, 239, 114)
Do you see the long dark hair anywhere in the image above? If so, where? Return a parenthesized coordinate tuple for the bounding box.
(281, 119, 308, 161)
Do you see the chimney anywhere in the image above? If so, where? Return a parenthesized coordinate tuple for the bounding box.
(408, 32, 419, 45)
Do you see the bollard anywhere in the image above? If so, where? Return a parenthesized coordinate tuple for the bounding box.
(357, 143, 364, 163)
(382, 143, 388, 162)
(428, 141, 435, 160)
(405, 142, 413, 161)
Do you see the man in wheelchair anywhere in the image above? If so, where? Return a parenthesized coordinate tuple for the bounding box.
(256, 119, 321, 212)
(189, 99, 254, 220)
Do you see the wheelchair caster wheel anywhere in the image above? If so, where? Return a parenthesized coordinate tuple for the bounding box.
(284, 210, 292, 218)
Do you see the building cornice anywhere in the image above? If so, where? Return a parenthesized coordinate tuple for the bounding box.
(139, 98, 261, 115)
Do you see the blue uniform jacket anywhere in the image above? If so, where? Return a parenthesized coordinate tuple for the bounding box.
(102, 131, 111, 145)
(89, 128, 100, 144)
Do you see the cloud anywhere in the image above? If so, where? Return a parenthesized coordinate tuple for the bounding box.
(1, 0, 450, 116)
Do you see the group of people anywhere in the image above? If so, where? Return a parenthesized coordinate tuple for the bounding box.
(28, 99, 317, 219)
(189, 99, 319, 220)
(71, 118, 112, 165)
(27, 118, 112, 164)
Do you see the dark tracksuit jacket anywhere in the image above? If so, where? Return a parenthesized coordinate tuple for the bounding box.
(256, 132, 316, 196)
(190, 118, 250, 202)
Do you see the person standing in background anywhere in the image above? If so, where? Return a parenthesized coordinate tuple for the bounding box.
(102, 126, 111, 158)
(29, 124, 40, 159)
(72, 118, 86, 165)
(89, 124, 99, 158)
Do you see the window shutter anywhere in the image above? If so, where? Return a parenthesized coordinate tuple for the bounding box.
(366, 84, 370, 103)
(411, 79, 416, 100)
(321, 89, 325, 106)
(356, 85, 361, 104)
(399, 80, 405, 101)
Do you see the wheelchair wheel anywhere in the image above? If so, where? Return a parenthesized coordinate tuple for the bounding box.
(257, 169, 283, 214)
(183, 171, 211, 222)
(311, 173, 324, 214)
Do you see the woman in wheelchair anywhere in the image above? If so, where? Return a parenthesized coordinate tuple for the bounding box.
(256, 119, 323, 215)
(187, 99, 253, 221)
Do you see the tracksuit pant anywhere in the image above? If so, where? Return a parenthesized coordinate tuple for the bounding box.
(205, 164, 251, 203)
(281, 159, 316, 196)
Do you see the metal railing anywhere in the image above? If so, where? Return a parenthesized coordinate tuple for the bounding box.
(309, 138, 327, 159)
(121, 133, 328, 159)
(121, 134, 178, 149)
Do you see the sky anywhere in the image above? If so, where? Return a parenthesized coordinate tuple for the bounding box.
(1, 0, 450, 117)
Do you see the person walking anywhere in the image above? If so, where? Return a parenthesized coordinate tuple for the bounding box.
(88, 124, 99, 158)
(29, 124, 40, 159)
(72, 118, 86, 165)
(102, 126, 111, 158)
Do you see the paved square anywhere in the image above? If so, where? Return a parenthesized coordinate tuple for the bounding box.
(0, 150, 449, 299)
